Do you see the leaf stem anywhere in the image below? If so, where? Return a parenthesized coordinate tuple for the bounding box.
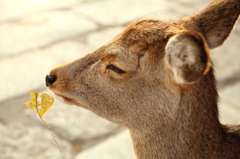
(34, 92, 62, 153)
(42, 118, 63, 153)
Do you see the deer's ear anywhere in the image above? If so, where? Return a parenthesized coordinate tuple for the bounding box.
(165, 32, 211, 85)
(183, 0, 240, 49)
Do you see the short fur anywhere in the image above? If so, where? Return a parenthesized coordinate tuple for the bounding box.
(47, 0, 240, 158)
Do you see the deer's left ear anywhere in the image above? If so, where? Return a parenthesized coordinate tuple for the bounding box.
(165, 31, 211, 85)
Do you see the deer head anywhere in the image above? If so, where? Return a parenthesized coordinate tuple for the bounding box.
(46, 0, 240, 158)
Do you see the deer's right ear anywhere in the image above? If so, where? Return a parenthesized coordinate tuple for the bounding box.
(165, 31, 211, 85)
(183, 0, 240, 49)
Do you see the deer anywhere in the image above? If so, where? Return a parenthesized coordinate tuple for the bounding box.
(45, 0, 240, 158)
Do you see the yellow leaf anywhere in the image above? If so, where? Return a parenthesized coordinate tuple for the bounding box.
(37, 93, 54, 118)
(25, 92, 62, 153)
(25, 92, 38, 109)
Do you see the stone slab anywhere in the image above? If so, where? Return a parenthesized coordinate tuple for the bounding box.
(0, 95, 31, 124)
(171, 0, 211, 12)
(219, 82, 240, 110)
(0, 10, 97, 56)
(0, 0, 80, 22)
(75, 130, 135, 159)
(86, 26, 125, 49)
(0, 40, 93, 102)
(218, 81, 240, 124)
(74, 0, 179, 26)
(219, 98, 240, 124)
(144, 0, 210, 21)
(0, 122, 72, 159)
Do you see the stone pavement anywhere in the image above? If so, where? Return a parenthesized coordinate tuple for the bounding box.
(0, 0, 240, 159)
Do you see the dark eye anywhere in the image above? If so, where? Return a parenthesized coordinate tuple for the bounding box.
(106, 64, 126, 74)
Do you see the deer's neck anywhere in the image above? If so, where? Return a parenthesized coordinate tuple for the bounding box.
(130, 70, 225, 159)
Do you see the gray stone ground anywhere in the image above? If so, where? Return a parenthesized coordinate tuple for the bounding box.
(0, 0, 240, 159)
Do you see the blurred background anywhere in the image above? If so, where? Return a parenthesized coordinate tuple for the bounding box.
(0, 0, 240, 158)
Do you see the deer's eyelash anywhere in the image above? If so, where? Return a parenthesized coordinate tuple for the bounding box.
(106, 64, 126, 74)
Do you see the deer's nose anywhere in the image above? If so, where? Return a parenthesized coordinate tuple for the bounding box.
(45, 74, 57, 87)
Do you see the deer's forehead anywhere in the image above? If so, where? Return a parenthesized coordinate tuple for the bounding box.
(87, 20, 182, 67)
(122, 19, 181, 40)
(97, 42, 139, 67)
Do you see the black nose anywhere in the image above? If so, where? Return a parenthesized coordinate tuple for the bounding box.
(45, 74, 57, 87)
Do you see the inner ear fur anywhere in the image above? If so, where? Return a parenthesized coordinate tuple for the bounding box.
(165, 31, 211, 85)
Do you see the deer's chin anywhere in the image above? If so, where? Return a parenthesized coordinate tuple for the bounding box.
(52, 92, 89, 109)
(53, 93, 76, 105)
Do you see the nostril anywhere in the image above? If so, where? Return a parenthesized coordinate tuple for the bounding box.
(45, 74, 57, 87)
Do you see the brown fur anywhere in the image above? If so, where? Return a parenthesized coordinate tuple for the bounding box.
(47, 0, 240, 158)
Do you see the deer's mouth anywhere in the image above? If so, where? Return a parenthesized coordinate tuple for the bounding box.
(51, 92, 89, 109)
(53, 93, 75, 105)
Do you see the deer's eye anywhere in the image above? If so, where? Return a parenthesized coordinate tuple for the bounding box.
(106, 64, 126, 74)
